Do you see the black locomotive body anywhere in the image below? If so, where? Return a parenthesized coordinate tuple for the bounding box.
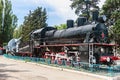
(30, 17, 118, 65)
(31, 23, 108, 43)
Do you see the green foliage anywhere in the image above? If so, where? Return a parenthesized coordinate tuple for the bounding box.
(54, 24, 67, 30)
(13, 25, 22, 38)
(70, 0, 99, 18)
(3, 0, 17, 42)
(0, 0, 3, 35)
(102, 0, 120, 22)
(110, 19, 120, 45)
(3, 42, 7, 46)
(21, 7, 47, 42)
(102, 0, 120, 45)
(0, 0, 17, 46)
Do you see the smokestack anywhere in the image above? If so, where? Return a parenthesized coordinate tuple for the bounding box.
(92, 10, 99, 22)
(67, 20, 74, 28)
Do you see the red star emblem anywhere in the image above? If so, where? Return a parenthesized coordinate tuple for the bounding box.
(101, 32, 105, 38)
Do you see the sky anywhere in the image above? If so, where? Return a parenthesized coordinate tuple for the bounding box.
(10, 0, 106, 27)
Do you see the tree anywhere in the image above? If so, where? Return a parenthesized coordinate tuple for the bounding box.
(54, 24, 67, 30)
(21, 7, 47, 42)
(0, 0, 17, 46)
(0, 0, 2, 24)
(0, 0, 3, 45)
(109, 19, 120, 45)
(102, 0, 120, 45)
(102, 0, 120, 22)
(13, 25, 22, 38)
(70, 0, 99, 19)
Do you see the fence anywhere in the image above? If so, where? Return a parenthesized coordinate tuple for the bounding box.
(3, 54, 120, 77)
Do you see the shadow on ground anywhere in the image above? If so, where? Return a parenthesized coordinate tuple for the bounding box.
(0, 63, 29, 80)
(0, 73, 20, 80)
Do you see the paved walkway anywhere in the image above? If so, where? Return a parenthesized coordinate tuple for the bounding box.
(0, 56, 109, 80)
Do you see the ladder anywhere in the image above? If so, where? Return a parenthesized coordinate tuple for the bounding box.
(89, 43, 94, 67)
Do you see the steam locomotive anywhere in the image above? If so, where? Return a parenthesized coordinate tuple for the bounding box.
(29, 13, 118, 65)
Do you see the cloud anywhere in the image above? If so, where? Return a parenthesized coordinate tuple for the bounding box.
(10, 0, 105, 26)
(10, 0, 77, 26)
(45, 0, 77, 24)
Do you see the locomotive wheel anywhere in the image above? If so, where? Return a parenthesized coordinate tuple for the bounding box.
(92, 56, 96, 64)
(93, 53, 100, 64)
(90, 56, 96, 64)
(106, 58, 113, 66)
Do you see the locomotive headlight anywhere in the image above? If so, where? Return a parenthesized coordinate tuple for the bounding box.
(106, 57, 110, 62)
(100, 48, 105, 53)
